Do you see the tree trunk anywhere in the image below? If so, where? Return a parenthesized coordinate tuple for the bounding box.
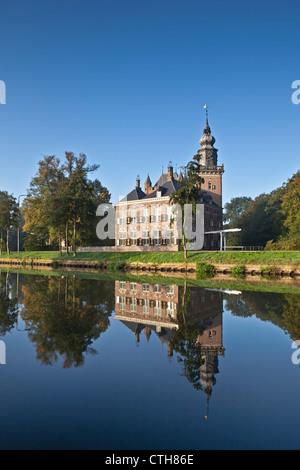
(6, 229, 10, 255)
(73, 219, 76, 257)
(182, 233, 187, 260)
(181, 280, 187, 324)
(59, 230, 61, 256)
(66, 222, 69, 256)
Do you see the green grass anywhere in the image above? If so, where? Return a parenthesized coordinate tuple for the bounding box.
(0, 250, 300, 265)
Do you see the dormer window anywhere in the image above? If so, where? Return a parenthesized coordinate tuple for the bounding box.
(157, 191, 162, 197)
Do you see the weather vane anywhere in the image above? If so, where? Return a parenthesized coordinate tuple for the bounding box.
(204, 104, 208, 123)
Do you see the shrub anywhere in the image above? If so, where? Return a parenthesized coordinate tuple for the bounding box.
(196, 263, 215, 278)
(231, 265, 246, 278)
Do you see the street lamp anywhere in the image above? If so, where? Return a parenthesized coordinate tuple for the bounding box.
(17, 194, 26, 254)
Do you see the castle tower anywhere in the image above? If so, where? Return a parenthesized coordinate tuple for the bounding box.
(144, 174, 153, 195)
(196, 108, 224, 208)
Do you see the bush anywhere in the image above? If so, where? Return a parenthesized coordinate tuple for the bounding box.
(231, 265, 246, 277)
(196, 263, 215, 278)
(265, 235, 300, 251)
(107, 261, 126, 272)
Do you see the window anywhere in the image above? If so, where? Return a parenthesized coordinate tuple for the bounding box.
(119, 211, 127, 225)
(130, 298, 137, 312)
(153, 230, 161, 245)
(165, 229, 174, 245)
(130, 209, 138, 224)
(143, 299, 150, 314)
(142, 284, 150, 293)
(167, 302, 175, 318)
(208, 182, 212, 190)
(143, 208, 150, 222)
(142, 230, 150, 245)
(154, 301, 162, 316)
(130, 231, 137, 246)
(119, 282, 126, 291)
(154, 284, 161, 294)
(155, 206, 162, 221)
(166, 285, 174, 295)
(119, 231, 127, 246)
(130, 283, 136, 291)
(119, 297, 126, 310)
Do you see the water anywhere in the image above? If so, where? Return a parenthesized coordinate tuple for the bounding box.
(0, 271, 299, 450)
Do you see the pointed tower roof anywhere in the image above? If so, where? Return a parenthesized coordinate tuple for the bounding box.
(199, 106, 216, 148)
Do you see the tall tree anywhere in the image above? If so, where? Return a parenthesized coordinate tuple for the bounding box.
(23, 153, 110, 253)
(169, 157, 204, 259)
(0, 191, 19, 254)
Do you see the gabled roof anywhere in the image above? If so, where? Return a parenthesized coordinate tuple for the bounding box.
(120, 186, 147, 202)
(154, 171, 179, 188)
(145, 178, 181, 199)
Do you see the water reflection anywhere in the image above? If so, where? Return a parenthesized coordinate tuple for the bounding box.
(0, 271, 299, 384)
(115, 280, 226, 412)
(0, 271, 115, 367)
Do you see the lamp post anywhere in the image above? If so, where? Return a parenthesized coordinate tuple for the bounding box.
(17, 194, 26, 253)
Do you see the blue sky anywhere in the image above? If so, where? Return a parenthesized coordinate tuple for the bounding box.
(0, 0, 299, 206)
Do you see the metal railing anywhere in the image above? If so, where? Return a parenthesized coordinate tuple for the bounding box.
(226, 246, 264, 251)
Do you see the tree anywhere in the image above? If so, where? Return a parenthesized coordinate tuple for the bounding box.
(23, 153, 111, 253)
(0, 191, 19, 254)
(281, 171, 300, 244)
(169, 157, 204, 259)
(23, 155, 63, 251)
(223, 196, 252, 225)
(20, 274, 114, 367)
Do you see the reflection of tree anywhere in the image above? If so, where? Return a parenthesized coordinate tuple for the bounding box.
(170, 283, 204, 391)
(20, 275, 114, 368)
(282, 295, 300, 341)
(0, 272, 18, 335)
(225, 292, 300, 341)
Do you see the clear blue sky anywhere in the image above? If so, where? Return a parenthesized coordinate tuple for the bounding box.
(0, 0, 299, 206)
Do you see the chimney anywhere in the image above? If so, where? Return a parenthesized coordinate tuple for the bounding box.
(136, 175, 140, 188)
(167, 161, 173, 180)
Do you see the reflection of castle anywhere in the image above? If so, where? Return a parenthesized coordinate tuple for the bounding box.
(114, 281, 225, 412)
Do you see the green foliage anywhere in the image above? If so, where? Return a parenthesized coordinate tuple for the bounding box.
(196, 262, 215, 278)
(224, 170, 300, 249)
(23, 153, 111, 253)
(231, 265, 246, 278)
(0, 191, 19, 254)
(107, 261, 126, 272)
(169, 157, 204, 259)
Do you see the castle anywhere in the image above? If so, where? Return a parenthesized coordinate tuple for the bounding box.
(114, 114, 224, 251)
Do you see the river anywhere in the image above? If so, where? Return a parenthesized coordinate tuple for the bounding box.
(0, 270, 299, 450)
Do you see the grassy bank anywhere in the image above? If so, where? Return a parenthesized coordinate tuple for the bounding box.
(0, 250, 300, 265)
(2, 266, 300, 294)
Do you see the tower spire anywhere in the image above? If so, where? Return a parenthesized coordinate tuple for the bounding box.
(204, 104, 208, 125)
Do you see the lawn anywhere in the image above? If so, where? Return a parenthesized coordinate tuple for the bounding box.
(1, 250, 300, 265)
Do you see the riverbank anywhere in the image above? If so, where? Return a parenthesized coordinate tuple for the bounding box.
(1, 265, 300, 295)
(0, 250, 299, 277)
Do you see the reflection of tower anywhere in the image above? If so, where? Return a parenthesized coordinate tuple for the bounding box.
(200, 349, 220, 419)
(114, 281, 226, 415)
(144, 327, 152, 342)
